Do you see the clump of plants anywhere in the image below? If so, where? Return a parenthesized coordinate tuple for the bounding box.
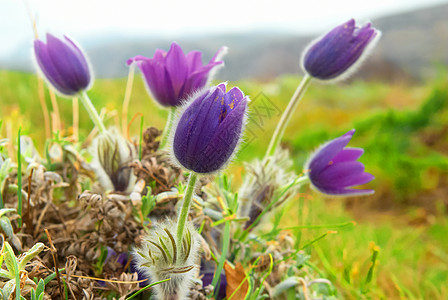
(1, 18, 380, 299)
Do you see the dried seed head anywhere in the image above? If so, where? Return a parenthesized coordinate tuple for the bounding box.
(90, 128, 137, 192)
(239, 148, 300, 229)
(133, 219, 200, 300)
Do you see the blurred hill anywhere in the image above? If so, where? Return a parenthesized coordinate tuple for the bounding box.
(1, 3, 447, 81)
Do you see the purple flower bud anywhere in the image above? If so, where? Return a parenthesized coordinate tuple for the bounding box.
(128, 42, 226, 107)
(305, 129, 374, 196)
(301, 19, 380, 81)
(172, 83, 248, 174)
(33, 33, 92, 96)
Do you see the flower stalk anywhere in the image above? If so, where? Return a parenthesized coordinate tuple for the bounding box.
(264, 74, 312, 160)
(211, 218, 231, 296)
(121, 63, 136, 138)
(176, 172, 198, 258)
(159, 107, 176, 150)
(79, 91, 106, 134)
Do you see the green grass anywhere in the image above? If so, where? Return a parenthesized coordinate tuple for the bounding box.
(1, 69, 447, 299)
(282, 194, 448, 299)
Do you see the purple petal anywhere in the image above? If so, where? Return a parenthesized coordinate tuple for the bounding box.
(222, 87, 245, 121)
(174, 87, 223, 169)
(34, 40, 75, 95)
(216, 82, 227, 93)
(153, 48, 167, 61)
(138, 59, 176, 106)
(315, 162, 373, 189)
(331, 147, 364, 163)
(127, 55, 151, 66)
(173, 90, 210, 161)
(63, 35, 90, 79)
(173, 85, 247, 173)
(186, 50, 203, 72)
(209, 46, 227, 63)
(165, 42, 188, 97)
(185, 87, 224, 159)
(45, 34, 90, 93)
(303, 19, 379, 80)
(313, 185, 375, 196)
(192, 96, 247, 173)
(308, 129, 355, 174)
(183, 61, 223, 93)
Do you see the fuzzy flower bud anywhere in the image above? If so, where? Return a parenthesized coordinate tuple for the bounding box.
(301, 19, 381, 81)
(133, 220, 200, 300)
(90, 128, 137, 192)
(128, 42, 226, 107)
(305, 129, 374, 196)
(172, 83, 248, 174)
(33, 33, 92, 96)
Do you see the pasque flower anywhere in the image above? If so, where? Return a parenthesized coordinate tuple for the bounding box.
(301, 19, 380, 81)
(34, 33, 92, 96)
(128, 42, 226, 107)
(172, 83, 248, 174)
(305, 129, 374, 196)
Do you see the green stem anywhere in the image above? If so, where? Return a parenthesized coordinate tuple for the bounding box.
(17, 128, 22, 228)
(176, 172, 198, 258)
(159, 107, 176, 150)
(79, 91, 106, 134)
(212, 219, 231, 297)
(264, 74, 312, 160)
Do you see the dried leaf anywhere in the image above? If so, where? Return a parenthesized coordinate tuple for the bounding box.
(224, 262, 249, 300)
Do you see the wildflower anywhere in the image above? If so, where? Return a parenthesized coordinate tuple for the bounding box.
(305, 129, 374, 196)
(172, 83, 248, 174)
(90, 128, 137, 192)
(133, 219, 200, 300)
(301, 19, 380, 81)
(127, 42, 226, 107)
(33, 33, 92, 96)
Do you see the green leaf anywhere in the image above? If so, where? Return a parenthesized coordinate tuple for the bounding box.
(1, 280, 15, 300)
(0, 208, 16, 218)
(0, 216, 14, 239)
(36, 278, 45, 297)
(4, 242, 21, 300)
(141, 189, 156, 217)
(125, 278, 171, 300)
(3, 242, 17, 275)
(18, 242, 45, 271)
(30, 287, 36, 300)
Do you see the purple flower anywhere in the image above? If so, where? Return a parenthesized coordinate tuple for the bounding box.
(173, 83, 248, 174)
(305, 129, 374, 196)
(301, 19, 380, 81)
(128, 42, 226, 107)
(34, 33, 92, 96)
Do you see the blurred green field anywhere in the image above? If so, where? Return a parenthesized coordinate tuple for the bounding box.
(1, 69, 447, 299)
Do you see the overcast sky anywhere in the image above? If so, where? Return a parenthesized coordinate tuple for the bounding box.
(1, 0, 448, 56)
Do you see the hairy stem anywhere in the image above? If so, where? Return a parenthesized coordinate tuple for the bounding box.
(176, 172, 198, 258)
(264, 74, 312, 160)
(79, 91, 106, 134)
(121, 64, 136, 138)
(159, 107, 176, 150)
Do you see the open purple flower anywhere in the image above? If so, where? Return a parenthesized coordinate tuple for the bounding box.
(305, 129, 374, 196)
(128, 43, 226, 107)
(34, 33, 92, 96)
(172, 83, 248, 174)
(301, 19, 380, 81)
